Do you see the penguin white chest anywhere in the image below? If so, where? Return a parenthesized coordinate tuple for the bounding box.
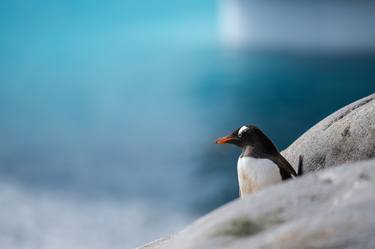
(237, 157, 281, 197)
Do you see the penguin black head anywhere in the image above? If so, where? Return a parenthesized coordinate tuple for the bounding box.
(216, 125, 278, 155)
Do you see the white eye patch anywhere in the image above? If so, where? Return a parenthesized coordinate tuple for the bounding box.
(238, 126, 249, 137)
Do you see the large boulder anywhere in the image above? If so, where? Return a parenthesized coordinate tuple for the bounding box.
(282, 93, 375, 172)
(147, 159, 375, 249)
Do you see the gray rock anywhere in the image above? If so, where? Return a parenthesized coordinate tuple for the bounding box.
(152, 159, 375, 249)
(282, 93, 375, 172)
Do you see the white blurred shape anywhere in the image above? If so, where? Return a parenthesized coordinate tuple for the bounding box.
(0, 181, 193, 249)
(219, 0, 375, 51)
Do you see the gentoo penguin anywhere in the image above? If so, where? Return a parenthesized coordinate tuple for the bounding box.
(216, 125, 302, 198)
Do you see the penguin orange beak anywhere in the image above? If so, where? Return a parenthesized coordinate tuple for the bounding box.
(216, 135, 235, 144)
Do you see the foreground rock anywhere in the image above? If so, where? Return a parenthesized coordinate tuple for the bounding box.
(145, 159, 375, 249)
(282, 93, 375, 172)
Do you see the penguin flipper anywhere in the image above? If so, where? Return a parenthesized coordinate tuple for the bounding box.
(297, 155, 304, 176)
(273, 154, 298, 179)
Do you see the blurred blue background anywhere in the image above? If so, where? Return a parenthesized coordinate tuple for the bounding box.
(0, 0, 374, 248)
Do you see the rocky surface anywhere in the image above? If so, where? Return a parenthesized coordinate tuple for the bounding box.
(137, 93, 375, 249)
(143, 159, 375, 249)
(282, 93, 375, 173)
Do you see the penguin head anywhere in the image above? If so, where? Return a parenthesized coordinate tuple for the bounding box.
(216, 125, 277, 153)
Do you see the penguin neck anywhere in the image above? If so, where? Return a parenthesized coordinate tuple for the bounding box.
(240, 143, 276, 159)
(240, 145, 257, 158)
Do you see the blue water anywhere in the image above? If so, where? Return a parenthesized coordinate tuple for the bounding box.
(2, 48, 373, 205)
(1, 1, 375, 248)
(0, 46, 374, 248)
